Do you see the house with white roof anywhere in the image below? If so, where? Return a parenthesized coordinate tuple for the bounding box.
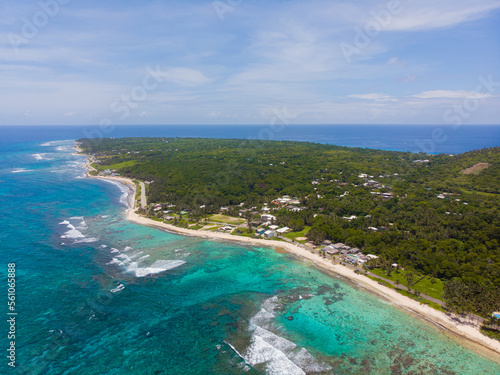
(276, 227, 290, 234)
(263, 230, 275, 238)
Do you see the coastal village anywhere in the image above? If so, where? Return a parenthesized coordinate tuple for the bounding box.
(91, 164, 469, 273)
(147, 194, 384, 264)
(87, 163, 377, 266)
(89, 163, 396, 271)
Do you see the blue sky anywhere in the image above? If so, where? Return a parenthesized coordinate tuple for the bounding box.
(1, 0, 500, 125)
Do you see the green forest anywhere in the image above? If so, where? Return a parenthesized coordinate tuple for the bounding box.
(78, 137, 500, 317)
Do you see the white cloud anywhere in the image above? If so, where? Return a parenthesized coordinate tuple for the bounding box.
(413, 90, 492, 99)
(387, 57, 399, 66)
(399, 75, 417, 83)
(206, 110, 220, 118)
(348, 93, 397, 102)
(384, 1, 500, 31)
(387, 57, 406, 67)
(157, 68, 212, 87)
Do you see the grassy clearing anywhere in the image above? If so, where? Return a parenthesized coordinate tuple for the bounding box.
(459, 188, 499, 198)
(397, 289, 445, 312)
(232, 231, 255, 238)
(94, 160, 138, 171)
(205, 225, 223, 232)
(176, 219, 190, 227)
(365, 275, 445, 312)
(370, 268, 444, 300)
(208, 214, 246, 225)
(283, 226, 311, 242)
(460, 162, 490, 175)
(366, 275, 392, 288)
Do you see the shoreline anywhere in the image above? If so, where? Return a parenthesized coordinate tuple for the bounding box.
(79, 152, 500, 362)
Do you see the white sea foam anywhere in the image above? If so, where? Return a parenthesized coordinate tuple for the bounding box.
(41, 141, 62, 147)
(260, 296, 279, 316)
(251, 308, 276, 327)
(288, 348, 333, 373)
(12, 169, 34, 173)
(253, 326, 297, 353)
(233, 298, 332, 375)
(74, 237, 99, 244)
(99, 179, 133, 208)
(129, 260, 186, 277)
(118, 186, 131, 207)
(77, 220, 87, 230)
(105, 245, 185, 277)
(58, 217, 92, 241)
(129, 251, 143, 259)
(32, 153, 54, 161)
(107, 251, 136, 266)
(100, 245, 108, 249)
(67, 160, 84, 168)
(110, 284, 125, 293)
(243, 327, 333, 375)
(116, 254, 132, 264)
(244, 334, 305, 375)
(56, 145, 72, 152)
(107, 258, 121, 265)
(249, 297, 278, 329)
(60, 223, 85, 239)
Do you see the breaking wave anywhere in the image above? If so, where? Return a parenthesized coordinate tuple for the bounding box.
(32, 153, 54, 161)
(105, 247, 186, 277)
(58, 217, 98, 243)
(110, 284, 125, 293)
(230, 297, 332, 375)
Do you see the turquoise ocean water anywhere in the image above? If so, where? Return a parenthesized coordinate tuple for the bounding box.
(1, 138, 500, 374)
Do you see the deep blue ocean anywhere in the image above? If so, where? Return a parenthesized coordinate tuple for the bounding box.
(0, 126, 500, 374)
(0, 124, 498, 154)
